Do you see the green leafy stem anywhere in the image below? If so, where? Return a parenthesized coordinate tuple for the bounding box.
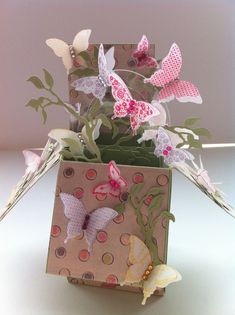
(114, 183, 175, 266)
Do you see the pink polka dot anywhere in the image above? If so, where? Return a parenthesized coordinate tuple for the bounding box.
(144, 195, 153, 206)
(86, 169, 97, 180)
(74, 187, 84, 199)
(106, 274, 118, 284)
(133, 172, 144, 183)
(51, 225, 61, 237)
(78, 249, 90, 262)
(113, 214, 124, 224)
(96, 230, 108, 243)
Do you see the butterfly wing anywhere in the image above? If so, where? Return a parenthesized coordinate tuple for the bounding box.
(108, 161, 128, 189)
(157, 80, 202, 104)
(60, 193, 86, 243)
(85, 207, 118, 251)
(22, 150, 42, 175)
(109, 72, 132, 102)
(92, 183, 112, 196)
(144, 43, 182, 87)
(105, 46, 115, 72)
(46, 38, 72, 72)
(131, 101, 160, 132)
(72, 29, 91, 54)
(142, 264, 182, 305)
(122, 235, 152, 285)
(98, 44, 115, 86)
(133, 35, 157, 68)
(71, 76, 106, 102)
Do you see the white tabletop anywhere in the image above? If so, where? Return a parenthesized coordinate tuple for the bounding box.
(0, 149, 234, 315)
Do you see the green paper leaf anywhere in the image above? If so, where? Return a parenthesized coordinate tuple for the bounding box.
(184, 117, 200, 127)
(147, 187, 161, 196)
(97, 113, 112, 129)
(61, 138, 82, 155)
(43, 68, 54, 89)
(112, 123, 119, 139)
(114, 202, 125, 214)
(71, 68, 97, 78)
(78, 51, 92, 63)
(60, 149, 74, 160)
(89, 99, 100, 116)
(147, 195, 163, 214)
(26, 97, 45, 111)
(42, 109, 47, 124)
(93, 45, 99, 60)
(27, 76, 44, 89)
(193, 128, 211, 138)
(130, 183, 145, 196)
(161, 210, 175, 222)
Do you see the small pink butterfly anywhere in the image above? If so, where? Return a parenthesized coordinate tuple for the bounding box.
(144, 43, 202, 104)
(23, 150, 43, 176)
(154, 127, 194, 165)
(132, 35, 158, 68)
(93, 161, 128, 197)
(109, 72, 159, 133)
(60, 193, 118, 251)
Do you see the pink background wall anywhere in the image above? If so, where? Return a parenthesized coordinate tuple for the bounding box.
(0, 0, 235, 149)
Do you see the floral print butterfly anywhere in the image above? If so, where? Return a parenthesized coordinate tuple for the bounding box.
(71, 44, 115, 102)
(132, 35, 158, 68)
(60, 193, 118, 251)
(93, 160, 128, 198)
(154, 127, 194, 165)
(144, 43, 202, 104)
(122, 235, 182, 305)
(109, 72, 159, 133)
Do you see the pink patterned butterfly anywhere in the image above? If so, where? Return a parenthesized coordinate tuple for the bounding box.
(23, 150, 43, 176)
(109, 72, 159, 133)
(93, 161, 128, 197)
(71, 44, 115, 102)
(60, 193, 118, 251)
(144, 43, 202, 104)
(132, 35, 158, 68)
(154, 127, 194, 165)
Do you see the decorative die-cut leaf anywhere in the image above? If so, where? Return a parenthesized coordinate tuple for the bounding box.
(161, 210, 175, 222)
(130, 183, 145, 196)
(114, 202, 126, 214)
(193, 128, 211, 138)
(26, 97, 45, 111)
(184, 117, 200, 127)
(61, 138, 83, 155)
(89, 99, 100, 116)
(147, 187, 161, 196)
(147, 195, 163, 214)
(27, 76, 44, 89)
(97, 113, 112, 129)
(42, 109, 48, 124)
(43, 68, 54, 89)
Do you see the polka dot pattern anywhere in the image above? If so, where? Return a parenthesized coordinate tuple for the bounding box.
(96, 230, 108, 243)
(102, 252, 114, 265)
(120, 233, 130, 246)
(63, 167, 75, 178)
(113, 214, 124, 224)
(157, 174, 169, 186)
(55, 247, 66, 259)
(86, 169, 97, 180)
(132, 172, 144, 183)
(73, 187, 84, 199)
(51, 225, 61, 238)
(78, 249, 90, 262)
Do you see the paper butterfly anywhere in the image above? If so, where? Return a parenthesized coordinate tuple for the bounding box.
(122, 235, 182, 305)
(109, 72, 159, 133)
(93, 160, 128, 197)
(71, 44, 115, 102)
(132, 35, 158, 68)
(46, 29, 91, 73)
(60, 193, 118, 251)
(23, 150, 43, 176)
(144, 43, 202, 104)
(154, 127, 194, 165)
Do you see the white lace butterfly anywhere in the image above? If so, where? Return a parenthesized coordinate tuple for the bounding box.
(71, 44, 115, 102)
(46, 29, 91, 73)
(155, 127, 194, 165)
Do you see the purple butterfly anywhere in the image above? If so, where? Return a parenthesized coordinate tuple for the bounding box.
(154, 127, 194, 165)
(60, 193, 118, 251)
(71, 44, 115, 102)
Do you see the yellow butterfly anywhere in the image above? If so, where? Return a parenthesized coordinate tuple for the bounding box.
(46, 29, 91, 73)
(122, 235, 182, 305)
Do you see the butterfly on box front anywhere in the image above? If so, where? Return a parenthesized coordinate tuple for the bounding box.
(71, 44, 115, 102)
(46, 29, 91, 73)
(122, 235, 182, 305)
(154, 127, 194, 165)
(60, 193, 118, 251)
(92, 161, 128, 198)
(144, 43, 202, 104)
(132, 35, 158, 68)
(109, 72, 160, 133)
(23, 150, 43, 176)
